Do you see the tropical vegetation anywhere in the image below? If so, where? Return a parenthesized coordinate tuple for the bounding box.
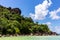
(0, 5, 57, 36)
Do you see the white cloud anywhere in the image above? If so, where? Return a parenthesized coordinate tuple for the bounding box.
(30, 0, 52, 20)
(54, 26, 60, 34)
(30, 0, 60, 34)
(43, 22, 53, 31)
(44, 22, 60, 34)
(45, 22, 51, 25)
(49, 8, 60, 20)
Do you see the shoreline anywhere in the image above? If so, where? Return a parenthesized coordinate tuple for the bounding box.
(0, 34, 58, 37)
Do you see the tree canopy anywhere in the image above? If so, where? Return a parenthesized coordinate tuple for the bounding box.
(0, 5, 57, 36)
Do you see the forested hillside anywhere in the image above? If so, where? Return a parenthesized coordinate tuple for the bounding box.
(0, 5, 57, 36)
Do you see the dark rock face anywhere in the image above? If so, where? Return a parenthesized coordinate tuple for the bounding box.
(0, 5, 21, 15)
(49, 32, 57, 35)
(11, 8, 21, 15)
(7, 7, 21, 15)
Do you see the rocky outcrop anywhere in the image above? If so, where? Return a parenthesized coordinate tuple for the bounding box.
(11, 8, 21, 15)
(0, 5, 21, 15)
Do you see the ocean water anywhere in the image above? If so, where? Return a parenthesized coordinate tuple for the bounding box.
(0, 36, 60, 40)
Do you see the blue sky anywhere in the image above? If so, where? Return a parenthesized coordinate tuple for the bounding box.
(0, 0, 60, 34)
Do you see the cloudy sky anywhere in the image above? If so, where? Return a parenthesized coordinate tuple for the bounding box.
(0, 0, 60, 34)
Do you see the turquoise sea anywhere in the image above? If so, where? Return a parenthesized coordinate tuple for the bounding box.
(0, 36, 60, 40)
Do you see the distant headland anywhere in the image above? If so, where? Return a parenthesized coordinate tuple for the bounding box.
(0, 5, 58, 37)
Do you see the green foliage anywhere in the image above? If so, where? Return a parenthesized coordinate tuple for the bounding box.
(0, 5, 52, 35)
